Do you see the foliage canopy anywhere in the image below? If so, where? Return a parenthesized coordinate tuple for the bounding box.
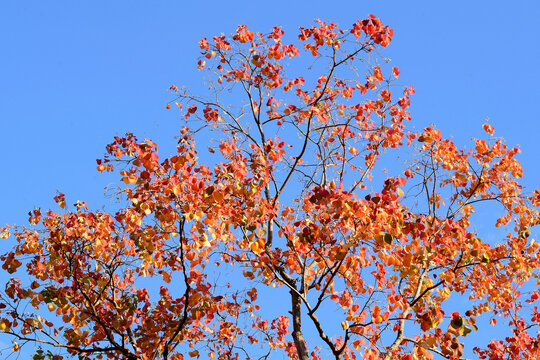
(1, 16, 540, 360)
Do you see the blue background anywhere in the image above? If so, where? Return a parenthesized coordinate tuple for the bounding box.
(1, 0, 539, 357)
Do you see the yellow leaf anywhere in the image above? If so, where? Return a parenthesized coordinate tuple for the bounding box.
(122, 176, 137, 184)
(0, 320, 10, 332)
(193, 210, 204, 221)
(250, 238, 265, 255)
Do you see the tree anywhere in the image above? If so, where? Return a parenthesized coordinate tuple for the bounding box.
(1, 16, 540, 360)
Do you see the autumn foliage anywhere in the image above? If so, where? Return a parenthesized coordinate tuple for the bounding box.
(2, 16, 540, 360)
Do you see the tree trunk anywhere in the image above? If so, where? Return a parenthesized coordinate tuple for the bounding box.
(291, 289, 309, 360)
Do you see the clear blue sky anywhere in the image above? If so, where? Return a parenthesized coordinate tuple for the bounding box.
(1, 0, 539, 357)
